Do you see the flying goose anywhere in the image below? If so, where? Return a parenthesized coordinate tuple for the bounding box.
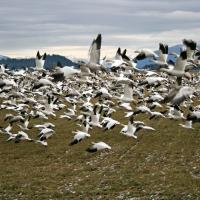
(160, 50, 191, 85)
(179, 120, 193, 129)
(101, 117, 120, 131)
(52, 62, 80, 80)
(7, 131, 33, 143)
(69, 131, 90, 145)
(35, 51, 46, 70)
(83, 34, 107, 73)
(163, 86, 194, 106)
(133, 48, 157, 62)
(183, 39, 197, 60)
(86, 141, 111, 152)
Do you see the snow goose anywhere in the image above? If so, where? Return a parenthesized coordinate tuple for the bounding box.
(179, 120, 193, 129)
(183, 39, 196, 60)
(120, 116, 140, 139)
(38, 128, 55, 141)
(89, 105, 103, 128)
(69, 131, 90, 145)
(111, 48, 125, 69)
(82, 34, 106, 73)
(7, 131, 33, 143)
(101, 117, 120, 131)
(118, 82, 135, 103)
(52, 62, 80, 80)
(133, 48, 157, 62)
(160, 50, 191, 85)
(4, 114, 25, 125)
(35, 51, 46, 70)
(163, 86, 194, 106)
(86, 141, 111, 152)
(187, 109, 200, 122)
(60, 104, 76, 120)
(32, 78, 54, 90)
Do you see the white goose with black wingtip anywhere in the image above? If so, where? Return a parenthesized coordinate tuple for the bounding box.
(35, 51, 46, 70)
(86, 141, 111, 152)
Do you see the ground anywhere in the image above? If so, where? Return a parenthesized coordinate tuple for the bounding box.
(0, 105, 200, 200)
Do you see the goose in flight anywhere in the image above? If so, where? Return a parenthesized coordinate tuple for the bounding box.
(110, 48, 126, 69)
(35, 51, 46, 70)
(82, 34, 106, 73)
(4, 114, 25, 125)
(89, 105, 103, 128)
(146, 43, 169, 68)
(183, 39, 197, 60)
(7, 131, 33, 143)
(52, 62, 80, 81)
(133, 48, 157, 62)
(120, 116, 141, 138)
(121, 116, 155, 138)
(160, 50, 191, 85)
(38, 128, 55, 141)
(117, 82, 135, 103)
(179, 120, 193, 129)
(69, 131, 90, 145)
(187, 109, 200, 122)
(163, 86, 194, 106)
(101, 117, 120, 131)
(32, 78, 54, 90)
(86, 141, 111, 152)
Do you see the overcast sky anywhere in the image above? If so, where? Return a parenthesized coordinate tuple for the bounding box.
(0, 0, 200, 58)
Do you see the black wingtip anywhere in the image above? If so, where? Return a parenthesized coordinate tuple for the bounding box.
(159, 43, 168, 54)
(183, 39, 197, 50)
(43, 53, 47, 60)
(69, 139, 78, 146)
(36, 51, 41, 59)
(122, 49, 127, 56)
(134, 52, 146, 61)
(117, 47, 121, 55)
(95, 34, 102, 50)
(180, 50, 187, 60)
(121, 51, 130, 61)
(86, 147, 97, 153)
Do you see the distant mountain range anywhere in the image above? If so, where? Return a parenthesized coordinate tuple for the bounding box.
(0, 55, 9, 60)
(0, 54, 78, 69)
(0, 44, 193, 70)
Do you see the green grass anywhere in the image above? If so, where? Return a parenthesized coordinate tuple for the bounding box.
(0, 102, 200, 200)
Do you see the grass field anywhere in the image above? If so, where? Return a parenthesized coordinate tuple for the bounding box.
(0, 102, 200, 200)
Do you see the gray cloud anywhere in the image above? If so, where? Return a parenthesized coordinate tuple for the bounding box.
(0, 0, 200, 57)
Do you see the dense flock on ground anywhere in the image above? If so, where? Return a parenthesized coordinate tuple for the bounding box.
(0, 34, 200, 153)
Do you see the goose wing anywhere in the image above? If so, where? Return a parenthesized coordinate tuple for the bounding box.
(89, 34, 101, 64)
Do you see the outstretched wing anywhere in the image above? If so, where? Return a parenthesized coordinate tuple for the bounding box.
(89, 34, 101, 64)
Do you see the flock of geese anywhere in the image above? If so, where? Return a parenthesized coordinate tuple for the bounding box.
(0, 34, 200, 152)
